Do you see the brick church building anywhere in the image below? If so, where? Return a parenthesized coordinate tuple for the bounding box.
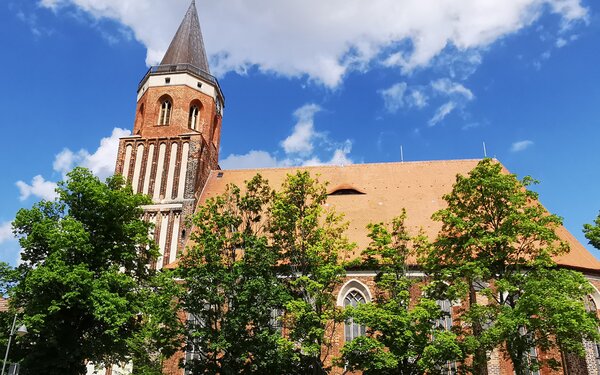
(108, 1, 600, 374)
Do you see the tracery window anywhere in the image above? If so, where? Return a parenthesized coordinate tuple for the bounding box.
(188, 105, 199, 130)
(585, 295, 600, 371)
(158, 99, 172, 125)
(184, 313, 204, 375)
(517, 327, 540, 375)
(344, 290, 366, 342)
(436, 300, 457, 374)
(270, 308, 284, 333)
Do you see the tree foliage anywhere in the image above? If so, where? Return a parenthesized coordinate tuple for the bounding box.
(339, 211, 462, 375)
(419, 158, 599, 375)
(178, 171, 350, 374)
(178, 175, 294, 374)
(11, 168, 182, 375)
(584, 211, 600, 250)
(271, 172, 350, 374)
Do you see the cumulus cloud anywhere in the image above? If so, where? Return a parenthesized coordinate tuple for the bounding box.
(16, 175, 58, 201)
(281, 104, 322, 155)
(220, 104, 352, 169)
(38, 0, 588, 87)
(0, 222, 14, 246)
(219, 151, 281, 170)
(511, 140, 534, 152)
(301, 141, 353, 167)
(16, 127, 130, 201)
(53, 128, 131, 179)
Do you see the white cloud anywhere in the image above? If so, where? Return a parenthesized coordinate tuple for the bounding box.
(281, 104, 322, 155)
(219, 151, 281, 170)
(16, 175, 58, 201)
(409, 89, 428, 109)
(0, 222, 14, 246)
(53, 128, 131, 180)
(380, 83, 428, 113)
(38, 0, 588, 87)
(422, 78, 475, 126)
(431, 79, 474, 101)
(428, 102, 457, 127)
(39, 0, 62, 9)
(16, 127, 130, 201)
(81, 128, 131, 179)
(301, 141, 353, 167)
(380, 78, 474, 122)
(380, 83, 407, 113)
(511, 140, 534, 152)
(221, 104, 352, 169)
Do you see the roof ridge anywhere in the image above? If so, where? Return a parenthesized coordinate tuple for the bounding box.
(217, 158, 485, 173)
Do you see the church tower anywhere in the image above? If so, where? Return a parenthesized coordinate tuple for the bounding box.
(115, 0, 224, 269)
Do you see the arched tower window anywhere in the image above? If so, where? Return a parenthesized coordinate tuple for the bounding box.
(188, 105, 200, 130)
(158, 98, 172, 125)
(344, 290, 366, 341)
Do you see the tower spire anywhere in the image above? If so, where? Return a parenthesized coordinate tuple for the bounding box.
(160, 0, 210, 74)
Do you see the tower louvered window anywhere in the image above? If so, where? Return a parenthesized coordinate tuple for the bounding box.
(159, 99, 172, 125)
(188, 105, 199, 130)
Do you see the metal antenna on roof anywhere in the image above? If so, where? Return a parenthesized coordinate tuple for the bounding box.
(483, 141, 487, 158)
(400, 145, 404, 163)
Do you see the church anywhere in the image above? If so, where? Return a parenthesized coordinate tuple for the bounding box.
(109, 1, 600, 374)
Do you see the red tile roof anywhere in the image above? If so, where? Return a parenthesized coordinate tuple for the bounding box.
(168, 159, 600, 273)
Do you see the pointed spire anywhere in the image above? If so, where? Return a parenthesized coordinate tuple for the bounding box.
(160, 0, 210, 74)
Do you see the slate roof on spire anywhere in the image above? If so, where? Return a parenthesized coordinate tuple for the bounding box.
(160, 0, 210, 74)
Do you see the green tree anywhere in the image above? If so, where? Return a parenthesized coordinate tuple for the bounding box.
(178, 175, 294, 374)
(11, 168, 182, 375)
(0, 262, 24, 370)
(339, 211, 462, 375)
(583, 211, 600, 250)
(128, 270, 185, 375)
(270, 171, 351, 375)
(179, 171, 350, 374)
(419, 158, 599, 375)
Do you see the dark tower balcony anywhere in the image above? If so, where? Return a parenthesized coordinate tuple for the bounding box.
(138, 63, 225, 106)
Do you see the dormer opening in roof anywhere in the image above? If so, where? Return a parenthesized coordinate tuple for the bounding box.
(328, 184, 366, 196)
(134, 0, 225, 146)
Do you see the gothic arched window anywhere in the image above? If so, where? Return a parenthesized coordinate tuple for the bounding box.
(344, 290, 366, 342)
(158, 98, 172, 125)
(436, 300, 457, 374)
(188, 105, 200, 130)
(585, 295, 600, 371)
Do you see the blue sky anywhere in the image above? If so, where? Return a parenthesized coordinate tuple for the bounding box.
(1, 0, 599, 265)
